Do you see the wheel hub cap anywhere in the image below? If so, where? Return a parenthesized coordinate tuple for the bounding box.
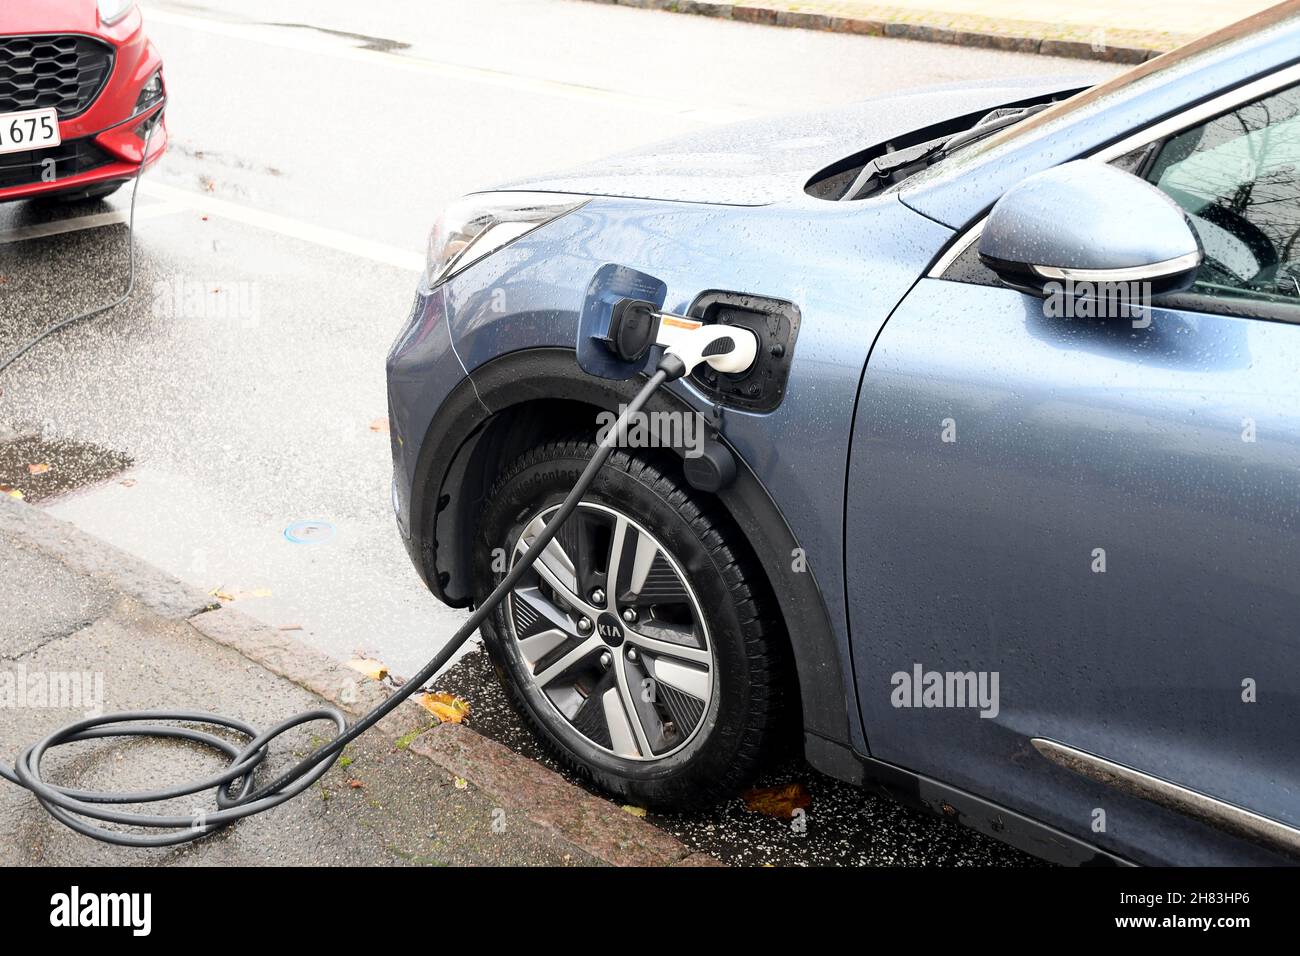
(595, 612, 624, 647)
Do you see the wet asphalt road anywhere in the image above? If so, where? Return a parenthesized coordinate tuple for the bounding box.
(0, 0, 1118, 863)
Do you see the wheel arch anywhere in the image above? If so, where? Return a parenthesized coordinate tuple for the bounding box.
(409, 347, 857, 756)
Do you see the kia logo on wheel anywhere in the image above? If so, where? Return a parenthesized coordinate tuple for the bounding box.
(596, 612, 624, 647)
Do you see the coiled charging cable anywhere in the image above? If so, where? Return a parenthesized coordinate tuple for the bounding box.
(0, 138, 750, 847)
(0, 356, 686, 846)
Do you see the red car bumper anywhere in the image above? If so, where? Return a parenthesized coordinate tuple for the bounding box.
(0, 3, 167, 202)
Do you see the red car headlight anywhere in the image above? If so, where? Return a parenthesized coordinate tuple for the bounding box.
(97, 0, 136, 26)
(135, 69, 164, 114)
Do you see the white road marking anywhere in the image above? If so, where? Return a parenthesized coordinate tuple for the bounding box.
(1, 182, 423, 271)
(140, 6, 756, 124)
(139, 181, 425, 271)
(6, 3, 760, 273)
(0, 201, 183, 244)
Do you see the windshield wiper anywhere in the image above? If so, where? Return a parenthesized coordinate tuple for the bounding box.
(941, 101, 1052, 152)
(839, 134, 948, 199)
(839, 102, 1053, 201)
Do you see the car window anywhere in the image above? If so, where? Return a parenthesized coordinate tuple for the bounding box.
(1144, 84, 1300, 313)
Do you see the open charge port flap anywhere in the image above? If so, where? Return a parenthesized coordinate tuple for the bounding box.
(686, 291, 800, 413)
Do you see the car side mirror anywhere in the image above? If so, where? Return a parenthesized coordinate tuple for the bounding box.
(978, 160, 1203, 299)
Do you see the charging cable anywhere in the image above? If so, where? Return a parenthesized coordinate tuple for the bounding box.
(0, 329, 762, 845)
(0, 167, 761, 843)
(0, 123, 156, 376)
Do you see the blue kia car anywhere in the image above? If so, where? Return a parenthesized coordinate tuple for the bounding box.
(387, 2, 1300, 866)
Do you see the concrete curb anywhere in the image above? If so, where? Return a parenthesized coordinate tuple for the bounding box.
(409, 725, 708, 866)
(0, 495, 708, 867)
(579, 0, 1169, 64)
(0, 495, 217, 620)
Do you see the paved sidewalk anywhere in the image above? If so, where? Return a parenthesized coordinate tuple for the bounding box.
(0, 497, 706, 867)
(585, 0, 1280, 62)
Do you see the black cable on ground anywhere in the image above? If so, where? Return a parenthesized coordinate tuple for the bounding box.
(0, 123, 156, 376)
(0, 362, 681, 846)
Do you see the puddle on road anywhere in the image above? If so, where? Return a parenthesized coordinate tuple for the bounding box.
(0, 431, 133, 503)
(155, 2, 412, 53)
(264, 22, 412, 54)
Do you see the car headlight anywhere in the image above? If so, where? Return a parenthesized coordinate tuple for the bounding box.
(135, 69, 164, 114)
(97, 0, 136, 25)
(425, 192, 588, 288)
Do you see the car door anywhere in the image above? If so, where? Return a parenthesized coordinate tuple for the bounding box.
(845, 80, 1300, 864)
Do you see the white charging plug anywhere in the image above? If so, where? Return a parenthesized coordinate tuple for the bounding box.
(654, 313, 759, 377)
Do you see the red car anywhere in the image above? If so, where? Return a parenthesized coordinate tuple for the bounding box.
(0, 0, 166, 203)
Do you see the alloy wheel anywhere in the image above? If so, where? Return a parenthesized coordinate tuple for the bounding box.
(504, 501, 715, 761)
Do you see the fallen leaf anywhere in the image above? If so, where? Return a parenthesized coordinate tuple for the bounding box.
(26, 463, 49, 476)
(741, 783, 811, 820)
(418, 691, 470, 723)
(347, 779, 363, 789)
(368, 416, 389, 434)
(207, 585, 272, 602)
(1, 487, 23, 500)
(621, 805, 647, 818)
(346, 658, 389, 681)
(453, 777, 468, 790)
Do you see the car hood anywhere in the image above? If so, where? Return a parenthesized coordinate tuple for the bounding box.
(3, 1, 100, 35)
(497, 76, 1092, 206)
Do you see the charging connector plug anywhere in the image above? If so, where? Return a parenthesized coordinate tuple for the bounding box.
(662, 323, 758, 377)
(604, 297, 760, 380)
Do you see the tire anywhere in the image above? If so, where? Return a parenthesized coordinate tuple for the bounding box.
(472, 438, 789, 811)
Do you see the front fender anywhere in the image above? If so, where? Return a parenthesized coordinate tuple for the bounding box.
(409, 346, 859, 764)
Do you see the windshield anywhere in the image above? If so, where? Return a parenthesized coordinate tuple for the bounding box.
(895, 1, 1300, 190)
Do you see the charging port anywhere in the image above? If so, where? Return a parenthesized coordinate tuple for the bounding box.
(686, 291, 800, 413)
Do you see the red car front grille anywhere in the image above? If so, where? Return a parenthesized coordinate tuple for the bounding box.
(0, 34, 115, 120)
